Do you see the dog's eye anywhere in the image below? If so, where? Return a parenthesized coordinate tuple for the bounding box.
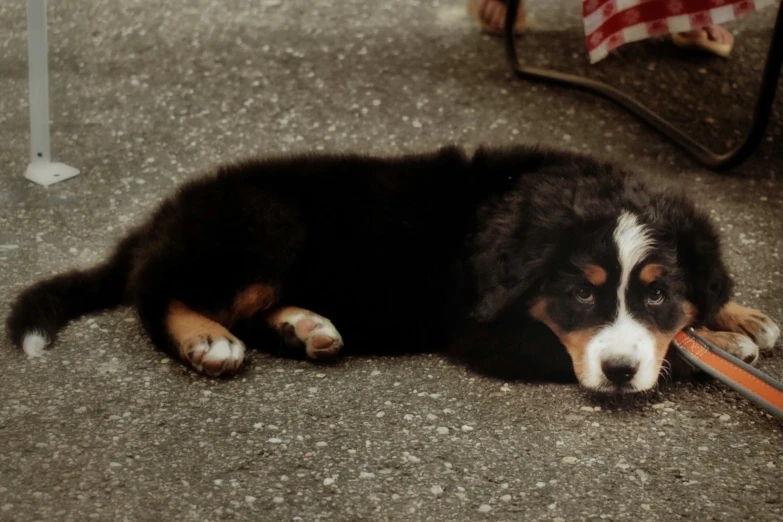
(575, 287, 594, 304)
(646, 288, 665, 306)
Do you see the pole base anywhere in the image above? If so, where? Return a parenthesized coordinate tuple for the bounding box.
(25, 161, 80, 186)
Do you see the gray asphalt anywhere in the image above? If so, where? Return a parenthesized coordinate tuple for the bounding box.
(1, 1, 781, 521)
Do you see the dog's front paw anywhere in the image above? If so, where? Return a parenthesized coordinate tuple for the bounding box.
(694, 328, 760, 365)
(715, 302, 780, 352)
(741, 314, 780, 352)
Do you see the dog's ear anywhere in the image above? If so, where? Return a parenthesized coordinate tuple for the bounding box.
(470, 194, 570, 322)
(470, 241, 556, 323)
(676, 214, 732, 324)
(653, 196, 733, 324)
(469, 172, 583, 323)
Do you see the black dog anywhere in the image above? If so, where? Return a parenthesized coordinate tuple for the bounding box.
(7, 146, 779, 392)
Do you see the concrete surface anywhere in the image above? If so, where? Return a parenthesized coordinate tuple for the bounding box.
(1, 0, 782, 520)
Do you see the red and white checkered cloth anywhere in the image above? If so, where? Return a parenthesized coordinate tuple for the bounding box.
(584, 0, 776, 63)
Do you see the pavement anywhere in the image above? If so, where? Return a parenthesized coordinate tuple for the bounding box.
(1, 0, 782, 520)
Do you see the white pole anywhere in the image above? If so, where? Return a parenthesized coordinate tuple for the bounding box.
(25, 0, 79, 186)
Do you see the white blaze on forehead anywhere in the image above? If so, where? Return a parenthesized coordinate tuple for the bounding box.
(613, 211, 654, 313)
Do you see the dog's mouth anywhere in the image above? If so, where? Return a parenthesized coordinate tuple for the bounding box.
(575, 355, 665, 394)
(583, 380, 645, 394)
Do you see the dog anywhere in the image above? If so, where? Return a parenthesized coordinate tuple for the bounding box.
(7, 146, 780, 393)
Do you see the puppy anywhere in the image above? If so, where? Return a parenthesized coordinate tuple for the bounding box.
(7, 146, 779, 392)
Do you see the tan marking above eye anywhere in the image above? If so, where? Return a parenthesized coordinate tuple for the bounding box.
(583, 264, 607, 286)
(639, 264, 663, 285)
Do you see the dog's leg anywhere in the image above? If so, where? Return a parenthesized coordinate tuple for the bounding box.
(709, 302, 780, 352)
(135, 280, 278, 376)
(166, 301, 246, 376)
(266, 307, 343, 361)
(691, 302, 781, 366)
(692, 328, 761, 365)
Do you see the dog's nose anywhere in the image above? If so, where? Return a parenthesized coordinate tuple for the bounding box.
(601, 358, 639, 384)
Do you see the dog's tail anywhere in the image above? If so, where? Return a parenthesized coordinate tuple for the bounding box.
(6, 232, 140, 356)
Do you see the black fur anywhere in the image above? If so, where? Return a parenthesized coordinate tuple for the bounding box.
(6, 145, 733, 382)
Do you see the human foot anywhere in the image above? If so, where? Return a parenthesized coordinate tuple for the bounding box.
(672, 25, 734, 57)
(467, 0, 525, 36)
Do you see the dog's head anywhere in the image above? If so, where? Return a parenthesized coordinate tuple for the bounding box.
(471, 162, 732, 392)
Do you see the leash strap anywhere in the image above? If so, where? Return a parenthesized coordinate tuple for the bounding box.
(671, 328, 783, 421)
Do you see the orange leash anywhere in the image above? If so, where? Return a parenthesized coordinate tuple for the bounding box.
(671, 329, 783, 421)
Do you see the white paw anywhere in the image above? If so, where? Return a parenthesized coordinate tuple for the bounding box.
(185, 337, 245, 376)
(282, 312, 343, 361)
(722, 333, 760, 366)
(752, 318, 780, 352)
(23, 332, 48, 358)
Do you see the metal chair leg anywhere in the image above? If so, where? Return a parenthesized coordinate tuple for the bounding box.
(25, 0, 80, 186)
(503, 0, 783, 171)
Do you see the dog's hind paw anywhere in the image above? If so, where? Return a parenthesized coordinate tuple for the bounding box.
(268, 308, 343, 361)
(185, 336, 245, 376)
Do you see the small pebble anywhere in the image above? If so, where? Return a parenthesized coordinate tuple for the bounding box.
(500, 494, 512, 502)
(461, 425, 474, 432)
(719, 414, 730, 422)
(436, 427, 449, 435)
(315, 441, 327, 448)
(323, 478, 334, 486)
(562, 456, 578, 464)
(268, 438, 282, 444)
(478, 504, 491, 513)
(245, 496, 256, 503)
(272, 496, 284, 504)
(431, 485, 443, 495)
(376, 411, 385, 418)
